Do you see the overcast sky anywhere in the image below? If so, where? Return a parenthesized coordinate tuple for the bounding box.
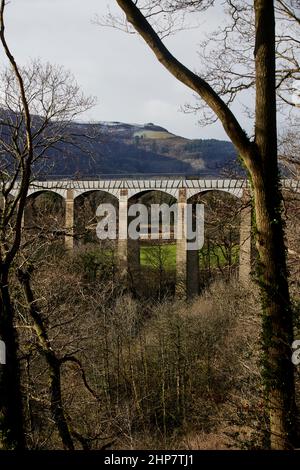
(0, 0, 253, 140)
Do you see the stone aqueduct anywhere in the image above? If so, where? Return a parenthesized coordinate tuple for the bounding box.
(13, 177, 300, 297)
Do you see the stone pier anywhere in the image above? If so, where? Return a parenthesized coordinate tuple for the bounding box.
(187, 249, 200, 297)
(128, 238, 140, 276)
(118, 189, 128, 280)
(175, 188, 187, 298)
(65, 189, 74, 250)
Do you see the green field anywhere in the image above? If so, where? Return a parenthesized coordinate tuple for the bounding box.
(140, 244, 239, 270)
(140, 244, 176, 269)
(133, 130, 175, 140)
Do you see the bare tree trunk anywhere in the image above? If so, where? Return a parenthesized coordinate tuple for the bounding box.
(48, 355, 74, 450)
(0, 268, 25, 449)
(17, 269, 74, 450)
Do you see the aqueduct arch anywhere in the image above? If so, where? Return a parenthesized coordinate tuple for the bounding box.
(74, 189, 119, 246)
(23, 190, 65, 241)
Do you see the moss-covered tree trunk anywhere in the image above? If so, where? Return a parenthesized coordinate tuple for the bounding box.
(251, 171, 297, 448)
(251, 0, 297, 449)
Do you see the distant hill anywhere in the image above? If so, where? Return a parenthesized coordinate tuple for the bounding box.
(35, 121, 242, 178)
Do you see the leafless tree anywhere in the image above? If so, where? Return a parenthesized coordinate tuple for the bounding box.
(0, 0, 94, 449)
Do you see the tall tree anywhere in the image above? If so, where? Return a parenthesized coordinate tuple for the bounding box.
(112, 0, 299, 449)
(0, 0, 94, 449)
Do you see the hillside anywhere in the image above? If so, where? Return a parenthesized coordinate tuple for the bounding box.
(40, 121, 241, 178)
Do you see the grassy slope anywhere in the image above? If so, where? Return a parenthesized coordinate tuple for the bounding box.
(133, 130, 176, 140)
